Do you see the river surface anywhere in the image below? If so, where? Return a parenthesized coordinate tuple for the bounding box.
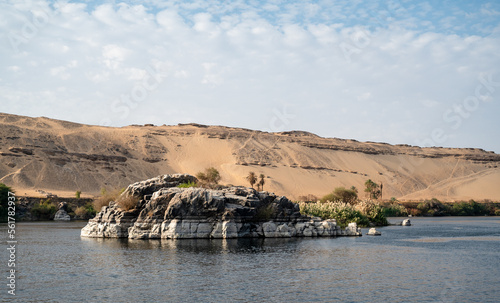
(1, 217, 499, 302)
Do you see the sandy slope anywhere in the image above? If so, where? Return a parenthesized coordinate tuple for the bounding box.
(1, 113, 499, 201)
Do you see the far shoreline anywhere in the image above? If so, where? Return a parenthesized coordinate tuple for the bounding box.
(3, 195, 498, 223)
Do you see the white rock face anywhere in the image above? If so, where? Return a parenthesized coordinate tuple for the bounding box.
(54, 209, 71, 221)
(82, 218, 365, 239)
(345, 223, 362, 236)
(402, 219, 411, 226)
(367, 228, 382, 236)
(262, 222, 278, 237)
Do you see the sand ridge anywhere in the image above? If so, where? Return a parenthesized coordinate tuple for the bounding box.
(0, 112, 499, 201)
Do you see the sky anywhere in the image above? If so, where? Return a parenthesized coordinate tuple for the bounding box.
(1, 0, 500, 152)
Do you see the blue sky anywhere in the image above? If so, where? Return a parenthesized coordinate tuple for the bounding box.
(1, 0, 500, 152)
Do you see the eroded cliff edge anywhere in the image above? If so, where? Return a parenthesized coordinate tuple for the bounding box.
(81, 174, 362, 239)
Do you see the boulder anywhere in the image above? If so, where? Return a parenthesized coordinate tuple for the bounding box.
(367, 228, 381, 236)
(58, 202, 68, 212)
(81, 174, 362, 239)
(54, 209, 71, 221)
(345, 223, 362, 236)
(123, 174, 197, 198)
(402, 219, 411, 226)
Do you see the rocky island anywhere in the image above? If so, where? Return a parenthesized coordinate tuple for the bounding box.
(81, 174, 362, 239)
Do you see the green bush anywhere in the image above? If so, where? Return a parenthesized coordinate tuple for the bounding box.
(354, 200, 389, 226)
(299, 201, 370, 227)
(381, 203, 408, 217)
(31, 199, 57, 220)
(66, 204, 75, 217)
(177, 181, 197, 188)
(320, 187, 358, 204)
(196, 167, 221, 187)
(116, 195, 140, 211)
(364, 179, 381, 199)
(75, 191, 81, 199)
(93, 188, 125, 211)
(417, 198, 449, 216)
(75, 202, 96, 219)
(450, 200, 487, 216)
(253, 205, 275, 221)
(364, 203, 389, 226)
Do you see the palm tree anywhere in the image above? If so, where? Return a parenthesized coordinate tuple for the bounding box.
(246, 172, 257, 189)
(258, 174, 265, 191)
(364, 179, 381, 200)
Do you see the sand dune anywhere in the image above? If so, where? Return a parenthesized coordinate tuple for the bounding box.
(0, 112, 499, 201)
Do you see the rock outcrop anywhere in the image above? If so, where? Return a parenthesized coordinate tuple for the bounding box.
(81, 174, 362, 239)
(54, 202, 70, 221)
(367, 228, 381, 236)
(395, 218, 412, 226)
(54, 210, 70, 221)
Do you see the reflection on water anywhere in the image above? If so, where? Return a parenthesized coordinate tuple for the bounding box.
(1, 217, 499, 302)
(405, 236, 500, 243)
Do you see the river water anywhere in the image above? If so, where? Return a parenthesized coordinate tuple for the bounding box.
(1, 217, 499, 302)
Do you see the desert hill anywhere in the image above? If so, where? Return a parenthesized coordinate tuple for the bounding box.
(1, 112, 499, 201)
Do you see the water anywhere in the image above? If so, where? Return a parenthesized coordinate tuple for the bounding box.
(1, 217, 500, 302)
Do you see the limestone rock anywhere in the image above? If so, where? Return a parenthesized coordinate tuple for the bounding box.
(345, 222, 362, 236)
(402, 219, 411, 226)
(54, 209, 71, 221)
(367, 228, 381, 236)
(81, 174, 362, 239)
(122, 174, 197, 199)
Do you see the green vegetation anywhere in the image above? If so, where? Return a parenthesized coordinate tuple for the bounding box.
(379, 198, 499, 217)
(254, 204, 275, 221)
(93, 187, 138, 212)
(450, 200, 488, 216)
(356, 201, 388, 226)
(74, 202, 96, 219)
(66, 204, 75, 217)
(246, 171, 257, 189)
(299, 201, 370, 227)
(31, 199, 57, 220)
(364, 179, 382, 200)
(320, 187, 358, 204)
(177, 181, 197, 188)
(258, 174, 265, 191)
(0, 183, 13, 221)
(300, 181, 391, 227)
(196, 167, 221, 188)
(380, 202, 408, 217)
(299, 200, 391, 228)
(93, 188, 125, 211)
(116, 195, 140, 211)
(75, 191, 81, 199)
(416, 198, 449, 216)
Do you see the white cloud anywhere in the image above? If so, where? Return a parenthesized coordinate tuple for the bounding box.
(0, 0, 499, 152)
(50, 66, 70, 80)
(357, 92, 371, 101)
(420, 99, 439, 108)
(7, 66, 21, 72)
